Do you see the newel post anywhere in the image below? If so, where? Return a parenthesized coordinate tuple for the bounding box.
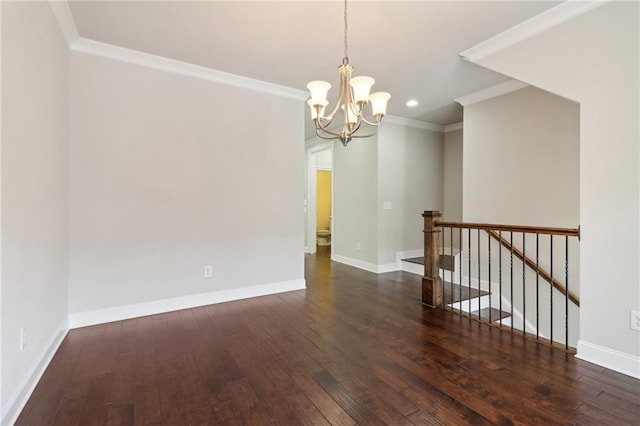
(422, 210, 442, 307)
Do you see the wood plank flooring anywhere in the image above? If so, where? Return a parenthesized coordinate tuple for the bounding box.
(16, 248, 640, 425)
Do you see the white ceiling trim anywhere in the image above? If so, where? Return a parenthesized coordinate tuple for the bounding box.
(384, 116, 444, 132)
(70, 38, 308, 101)
(460, 0, 608, 63)
(48, 0, 78, 47)
(305, 136, 333, 150)
(455, 80, 527, 106)
(444, 122, 463, 133)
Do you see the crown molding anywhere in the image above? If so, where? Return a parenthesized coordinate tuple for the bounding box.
(384, 115, 444, 132)
(460, 1, 609, 63)
(48, 0, 78, 47)
(70, 38, 308, 101)
(48, 0, 306, 100)
(305, 136, 332, 150)
(455, 80, 528, 106)
(444, 122, 463, 133)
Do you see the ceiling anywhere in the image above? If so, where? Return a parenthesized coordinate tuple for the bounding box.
(68, 0, 559, 136)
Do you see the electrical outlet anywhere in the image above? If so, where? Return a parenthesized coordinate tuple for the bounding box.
(20, 328, 27, 351)
(204, 266, 213, 278)
(631, 311, 640, 331)
(356, 242, 362, 251)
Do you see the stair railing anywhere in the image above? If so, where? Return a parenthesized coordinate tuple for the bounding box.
(422, 210, 580, 351)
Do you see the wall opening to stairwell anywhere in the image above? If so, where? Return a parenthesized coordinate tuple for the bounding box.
(452, 84, 580, 347)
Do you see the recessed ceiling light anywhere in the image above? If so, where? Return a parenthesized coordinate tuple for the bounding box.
(406, 99, 419, 107)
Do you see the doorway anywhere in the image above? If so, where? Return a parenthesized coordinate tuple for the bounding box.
(305, 141, 333, 255)
(316, 170, 332, 247)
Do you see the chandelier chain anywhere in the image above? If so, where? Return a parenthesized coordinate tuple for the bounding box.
(343, 0, 348, 61)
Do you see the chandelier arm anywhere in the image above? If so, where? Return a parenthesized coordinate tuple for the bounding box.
(360, 115, 382, 127)
(316, 115, 336, 129)
(323, 67, 347, 121)
(350, 118, 363, 134)
(324, 97, 343, 123)
(315, 130, 343, 141)
(315, 125, 344, 139)
(348, 99, 363, 117)
(315, 115, 347, 136)
(350, 130, 379, 139)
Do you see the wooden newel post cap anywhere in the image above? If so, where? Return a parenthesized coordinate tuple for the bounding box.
(422, 211, 442, 218)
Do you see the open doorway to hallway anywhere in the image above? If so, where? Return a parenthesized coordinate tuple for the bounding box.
(305, 141, 333, 256)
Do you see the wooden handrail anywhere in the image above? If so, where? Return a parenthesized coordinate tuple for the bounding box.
(435, 220, 580, 238)
(424, 211, 580, 349)
(487, 230, 580, 307)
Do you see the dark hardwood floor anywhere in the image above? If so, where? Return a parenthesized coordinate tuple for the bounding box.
(17, 248, 640, 425)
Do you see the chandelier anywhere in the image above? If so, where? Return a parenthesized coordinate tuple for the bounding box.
(306, 0, 390, 147)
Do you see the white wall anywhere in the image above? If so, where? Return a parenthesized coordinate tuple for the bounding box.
(1, 1, 69, 421)
(463, 86, 579, 227)
(68, 51, 305, 317)
(471, 1, 639, 376)
(331, 122, 443, 271)
(443, 128, 463, 221)
(377, 123, 443, 265)
(333, 136, 379, 265)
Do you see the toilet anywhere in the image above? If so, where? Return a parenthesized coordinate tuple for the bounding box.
(317, 229, 331, 246)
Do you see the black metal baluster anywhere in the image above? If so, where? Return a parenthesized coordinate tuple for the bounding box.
(499, 231, 503, 325)
(477, 229, 481, 321)
(536, 233, 540, 340)
(450, 227, 454, 315)
(550, 235, 554, 345)
(459, 227, 463, 314)
(468, 228, 472, 314)
(510, 232, 514, 332)
(442, 225, 446, 309)
(522, 232, 526, 336)
(488, 230, 492, 323)
(565, 235, 569, 350)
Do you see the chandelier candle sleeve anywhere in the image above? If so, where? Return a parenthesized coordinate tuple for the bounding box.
(305, 0, 390, 147)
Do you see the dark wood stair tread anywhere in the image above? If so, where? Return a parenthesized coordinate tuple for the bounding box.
(470, 307, 511, 322)
(402, 256, 424, 265)
(402, 253, 457, 271)
(443, 282, 489, 304)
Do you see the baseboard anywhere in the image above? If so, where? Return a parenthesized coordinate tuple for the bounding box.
(331, 254, 401, 274)
(68, 279, 306, 329)
(1, 319, 69, 426)
(304, 246, 316, 254)
(331, 254, 379, 273)
(576, 340, 640, 379)
(377, 262, 400, 273)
